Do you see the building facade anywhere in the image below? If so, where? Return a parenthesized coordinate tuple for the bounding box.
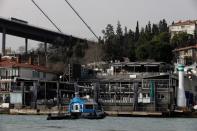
(0, 56, 57, 108)
(79, 62, 179, 112)
(169, 20, 197, 38)
(173, 44, 197, 65)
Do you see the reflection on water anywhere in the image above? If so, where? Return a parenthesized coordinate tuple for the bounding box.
(0, 115, 197, 131)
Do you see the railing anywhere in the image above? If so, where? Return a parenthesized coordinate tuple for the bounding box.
(100, 98, 134, 104)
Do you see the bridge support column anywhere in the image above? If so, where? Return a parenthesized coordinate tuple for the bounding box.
(25, 38, 28, 54)
(2, 28, 6, 56)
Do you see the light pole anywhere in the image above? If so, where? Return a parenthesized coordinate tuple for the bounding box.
(57, 75, 62, 113)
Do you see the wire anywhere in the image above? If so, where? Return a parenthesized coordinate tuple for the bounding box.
(63, 0, 99, 41)
(31, 0, 62, 33)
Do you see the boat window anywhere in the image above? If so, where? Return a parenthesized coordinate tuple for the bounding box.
(85, 104, 93, 109)
(80, 105, 83, 109)
(75, 105, 79, 110)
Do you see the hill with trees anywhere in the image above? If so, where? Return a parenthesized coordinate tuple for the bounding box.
(100, 19, 197, 63)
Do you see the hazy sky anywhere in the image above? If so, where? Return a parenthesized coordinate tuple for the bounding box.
(0, 0, 197, 51)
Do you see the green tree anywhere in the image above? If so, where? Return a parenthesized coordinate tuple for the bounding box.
(171, 32, 194, 48)
(101, 19, 173, 63)
(159, 19, 168, 33)
(102, 24, 115, 42)
(152, 24, 159, 36)
(116, 21, 123, 37)
(152, 32, 170, 43)
(102, 24, 116, 61)
(136, 44, 149, 60)
(135, 21, 140, 41)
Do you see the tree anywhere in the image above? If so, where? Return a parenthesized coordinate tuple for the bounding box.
(124, 26, 128, 36)
(159, 19, 168, 33)
(102, 24, 115, 43)
(116, 21, 123, 37)
(102, 24, 116, 61)
(171, 32, 194, 48)
(127, 30, 136, 61)
(135, 44, 149, 60)
(135, 21, 140, 41)
(152, 32, 170, 43)
(157, 43, 172, 63)
(152, 24, 159, 36)
(101, 19, 173, 63)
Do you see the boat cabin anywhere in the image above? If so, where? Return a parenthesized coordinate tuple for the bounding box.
(69, 96, 98, 114)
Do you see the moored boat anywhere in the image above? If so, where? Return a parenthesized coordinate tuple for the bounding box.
(47, 95, 105, 120)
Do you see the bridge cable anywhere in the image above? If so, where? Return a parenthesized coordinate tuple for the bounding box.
(63, 0, 99, 41)
(31, 0, 62, 33)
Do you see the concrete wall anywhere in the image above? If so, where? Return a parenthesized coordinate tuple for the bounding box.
(19, 68, 33, 79)
(103, 105, 133, 112)
(19, 68, 56, 81)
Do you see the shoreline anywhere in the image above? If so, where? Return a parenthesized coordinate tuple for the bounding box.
(1, 108, 197, 118)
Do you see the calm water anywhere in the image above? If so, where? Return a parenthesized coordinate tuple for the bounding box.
(0, 115, 197, 131)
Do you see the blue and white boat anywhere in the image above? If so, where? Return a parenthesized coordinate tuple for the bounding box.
(69, 95, 105, 119)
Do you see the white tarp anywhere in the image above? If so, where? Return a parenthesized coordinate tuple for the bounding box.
(0, 103, 9, 108)
(10, 93, 22, 104)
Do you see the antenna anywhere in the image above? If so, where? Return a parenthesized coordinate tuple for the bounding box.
(63, 0, 99, 41)
(31, 0, 62, 33)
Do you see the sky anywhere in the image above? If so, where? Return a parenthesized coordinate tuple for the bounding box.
(0, 0, 197, 52)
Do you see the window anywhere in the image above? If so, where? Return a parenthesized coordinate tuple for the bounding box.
(157, 94, 166, 99)
(43, 72, 46, 78)
(32, 71, 40, 78)
(195, 86, 197, 92)
(32, 71, 35, 78)
(13, 68, 19, 76)
(75, 105, 79, 110)
(85, 104, 93, 109)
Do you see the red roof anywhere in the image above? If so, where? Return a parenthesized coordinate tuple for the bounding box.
(172, 20, 197, 26)
(173, 44, 197, 52)
(0, 57, 50, 73)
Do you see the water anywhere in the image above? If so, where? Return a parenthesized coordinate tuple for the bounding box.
(0, 115, 197, 131)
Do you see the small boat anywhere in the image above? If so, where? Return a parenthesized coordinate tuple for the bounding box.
(47, 82, 105, 120)
(69, 95, 106, 119)
(47, 95, 105, 120)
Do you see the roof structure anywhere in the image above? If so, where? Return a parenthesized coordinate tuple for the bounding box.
(111, 62, 166, 67)
(171, 20, 197, 26)
(173, 44, 197, 52)
(0, 56, 51, 73)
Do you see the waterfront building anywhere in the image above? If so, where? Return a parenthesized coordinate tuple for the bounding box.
(80, 62, 178, 112)
(0, 55, 57, 108)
